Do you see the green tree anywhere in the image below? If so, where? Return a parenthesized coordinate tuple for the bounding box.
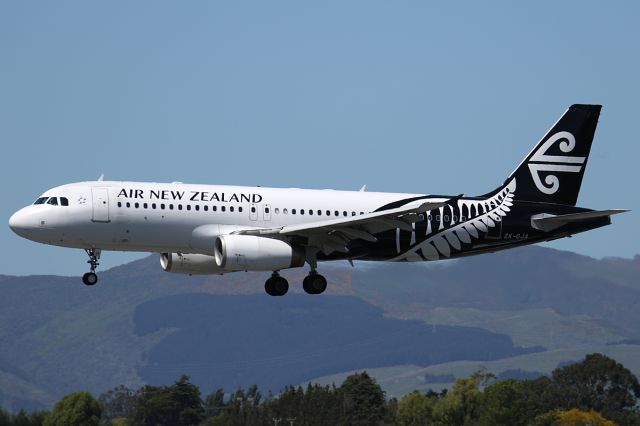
(43, 391, 101, 426)
(99, 384, 136, 422)
(556, 408, 616, 426)
(170, 375, 205, 425)
(340, 372, 386, 425)
(204, 388, 226, 418)
(551, 353, 640, 419)
(432, 370, 492, 426)
(479, 378, 545, 426)
(396, 391, 435, 426)
(0, 408, 9, 426)
(130, 375, 204, 426)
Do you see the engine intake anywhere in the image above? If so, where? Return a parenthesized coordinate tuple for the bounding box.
(214, 235, 305, 272)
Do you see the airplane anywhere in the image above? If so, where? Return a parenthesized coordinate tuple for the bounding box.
(8, 104, 627, 296)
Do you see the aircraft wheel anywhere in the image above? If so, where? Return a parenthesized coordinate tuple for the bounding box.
(265, 275, 288, 296)
(82, 272, 98, 286)
(303, 273, 327, 295)
(271, 276, 289, 296)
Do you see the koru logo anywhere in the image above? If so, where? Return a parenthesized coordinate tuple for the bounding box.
(528, 131, 585, 194)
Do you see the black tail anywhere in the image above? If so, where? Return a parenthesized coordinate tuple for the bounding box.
(503, 104, 601, 206)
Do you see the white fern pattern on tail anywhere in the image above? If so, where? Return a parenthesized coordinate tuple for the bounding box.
(392, 179, 516, 261)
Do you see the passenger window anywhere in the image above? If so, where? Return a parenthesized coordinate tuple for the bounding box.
(161, 204, 165, 210)
(117, 202, 122, 208)
(283, 208, 288, 214)
(204, 206, 208, 212)
(230, 206, 234, 212)
(143, 203, 148, 209)
(335, 211, 339, 216)
(152, 203, 157, 209)
(126, 202, 131, 208)
(221, 206, 226, 212)
(265, 207, 270, 214)
(326, 210, 330, 216)
(47, 197, 58, 206)
(251, 206, 256, 213)
(275, 208, 280, 214)
(352, 211, 356, 216)
(213, 206, 217, 212)
(134, 202, 139, 208)
(318, 210, 322, 216)
(343, 211, 347, 217)
(292, 209, 297, 215)
(187, 205, 191, 211)
(300, 209, 305, 215)
(170, 204, 174, 210)
(308, 210, 313, 215)
(178, 205, 182, 210)
(195, 205, 200, 211)
(60, 197, 69, 206)
(239, 206, 243, 213)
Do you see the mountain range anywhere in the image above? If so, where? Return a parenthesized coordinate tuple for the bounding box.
(0, 245, 639, 411)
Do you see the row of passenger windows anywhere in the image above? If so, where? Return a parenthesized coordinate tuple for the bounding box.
(33, 197, 69, 206)
(116, 201, 366, 217)
(117, 201, 244, 213)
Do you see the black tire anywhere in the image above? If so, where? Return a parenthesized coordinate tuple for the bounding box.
(272, 276, 289, 296)
(303, 273, 327, 295)
(82, 272, 98, 286)
(264, 277, 277, 296)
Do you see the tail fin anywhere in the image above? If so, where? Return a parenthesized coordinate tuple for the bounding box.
(504, 104, 601, 206)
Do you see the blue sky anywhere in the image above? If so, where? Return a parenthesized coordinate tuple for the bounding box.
(1, 1, 638, 276)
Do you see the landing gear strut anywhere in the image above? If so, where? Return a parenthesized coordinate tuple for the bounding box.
(302, 252, 327, 295)
(265, 272, 289, 296)
(82, 248, 101, 286)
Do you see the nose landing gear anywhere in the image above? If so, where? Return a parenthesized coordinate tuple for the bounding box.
(82, 248, 101, 286)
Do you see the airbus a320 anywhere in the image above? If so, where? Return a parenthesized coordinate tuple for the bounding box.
(9, 104, 627, 296)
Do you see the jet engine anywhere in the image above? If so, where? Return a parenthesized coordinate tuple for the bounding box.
(214, 235, 305, 272)
(160, 253, 226, 275)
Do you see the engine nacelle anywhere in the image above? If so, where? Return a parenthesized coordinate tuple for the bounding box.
(214, 235, 305, 272)
(160, 253, 225, 275)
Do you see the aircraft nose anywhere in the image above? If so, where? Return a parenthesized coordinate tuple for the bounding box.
(9, 209, 31, 236)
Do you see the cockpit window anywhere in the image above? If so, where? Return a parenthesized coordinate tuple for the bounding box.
(47, 197, 58, 206)
(60, 197, 69, 206)
(34, 197, 48, 205)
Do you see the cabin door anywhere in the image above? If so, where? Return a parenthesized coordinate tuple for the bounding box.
(91, 187, 110, 223)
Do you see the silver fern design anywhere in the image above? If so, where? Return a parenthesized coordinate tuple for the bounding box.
(391, 179, 516, 261)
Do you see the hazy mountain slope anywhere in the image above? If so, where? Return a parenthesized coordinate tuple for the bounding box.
(354, 246, 640, 340)
(305, 344, 640, 398)
(134, 294, 536, 393)
(0, 246, 638, 411)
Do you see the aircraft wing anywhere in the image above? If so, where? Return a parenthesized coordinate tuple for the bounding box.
(234, 198, 456, 255)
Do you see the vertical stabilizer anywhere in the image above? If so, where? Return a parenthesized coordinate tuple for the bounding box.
(505, 104, 601, 206)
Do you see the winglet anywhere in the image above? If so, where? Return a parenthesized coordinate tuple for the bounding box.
(359, 185, 366, 192)
(97, 174, 104, 182)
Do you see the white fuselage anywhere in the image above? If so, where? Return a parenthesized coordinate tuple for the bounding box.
(9, 181, 427, 254)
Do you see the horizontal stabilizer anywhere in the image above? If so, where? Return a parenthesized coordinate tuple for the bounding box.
(531, 209, 629, 232)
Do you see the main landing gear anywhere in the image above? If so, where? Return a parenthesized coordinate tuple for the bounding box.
(263, 270, 328, 296)
(265, 272, 289, 297)
(82, 248, 101, 286)
(303, 271, 327, 295)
